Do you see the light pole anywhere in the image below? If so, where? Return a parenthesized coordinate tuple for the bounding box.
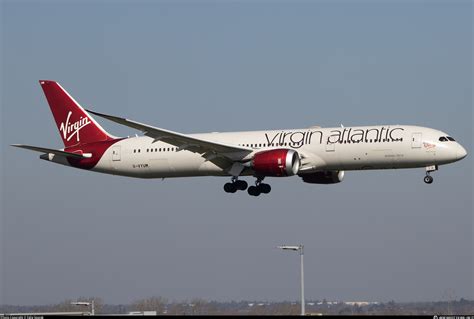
(71, 300, 95, 316)
(277, 245, 305, 316)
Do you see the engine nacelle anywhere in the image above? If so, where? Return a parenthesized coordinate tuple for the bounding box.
(299, 171, 345, 184)
(252, 149, 301, 177)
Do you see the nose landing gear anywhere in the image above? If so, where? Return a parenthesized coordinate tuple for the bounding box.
(424, 165, 438, 184)
(424, 175, 433, 184)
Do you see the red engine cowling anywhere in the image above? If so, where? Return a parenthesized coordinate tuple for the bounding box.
(252, 149, 301, 177)
(299, 171, 345, 184)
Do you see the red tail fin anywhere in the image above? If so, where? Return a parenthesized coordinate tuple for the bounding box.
(39, 80, 113, 147)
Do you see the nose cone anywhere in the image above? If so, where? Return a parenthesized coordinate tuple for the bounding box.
(457, 144, 468, 160)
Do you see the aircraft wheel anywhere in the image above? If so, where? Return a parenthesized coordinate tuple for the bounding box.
(424, 175, 433, 184)
(248, 186, 261, 196)
(235, 180, 248, 191)
(224, 182, 237, 193)
(259, 183, 271, 194)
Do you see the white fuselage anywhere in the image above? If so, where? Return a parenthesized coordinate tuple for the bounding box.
(51, 125, 465, 179)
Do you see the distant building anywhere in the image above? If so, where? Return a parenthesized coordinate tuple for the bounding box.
(128, 311, 157, 315)
(343, 301, 379, 306)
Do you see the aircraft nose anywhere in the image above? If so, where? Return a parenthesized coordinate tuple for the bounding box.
(457, 144, 467, 160)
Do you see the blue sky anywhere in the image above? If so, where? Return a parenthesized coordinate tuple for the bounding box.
(1, 0, 472, 305)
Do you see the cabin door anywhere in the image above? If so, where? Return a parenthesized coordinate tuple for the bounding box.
(112, 145, 121, 161)
(411, 133, 422, 148)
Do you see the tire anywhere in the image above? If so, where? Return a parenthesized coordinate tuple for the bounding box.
(259, 183, 271, 194)
(235, 180, 248, 191)
(247, 186, 261, 196)
(424, 175, 433, 184)
(224, 182, 237, 193)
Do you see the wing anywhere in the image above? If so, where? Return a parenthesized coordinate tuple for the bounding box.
(86, 110, 253, 161)
(11, 144, 91, 159)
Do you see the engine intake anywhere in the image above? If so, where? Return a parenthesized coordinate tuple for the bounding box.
(252, 149, 300, 177)
(299, 171, 345, 184)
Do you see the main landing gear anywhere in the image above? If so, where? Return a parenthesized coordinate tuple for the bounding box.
(223, 176, 272, 196)
(223, 177, 248, 193)
(424, 165, 438, 184)
(247, 177, 271, 197)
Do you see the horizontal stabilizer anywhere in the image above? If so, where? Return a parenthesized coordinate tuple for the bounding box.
(11, 144, 90, 159)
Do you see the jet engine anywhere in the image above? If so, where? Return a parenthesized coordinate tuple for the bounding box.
(299, 170, 345, 184)
(252, 149, 300, 177)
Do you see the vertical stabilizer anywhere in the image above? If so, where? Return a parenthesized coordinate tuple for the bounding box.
(39, 80, 113, 147)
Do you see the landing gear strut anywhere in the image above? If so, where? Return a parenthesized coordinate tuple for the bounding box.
(247, 177, 272, 196)
(424, 165, 437, 184)
(223, 177, 248, 193)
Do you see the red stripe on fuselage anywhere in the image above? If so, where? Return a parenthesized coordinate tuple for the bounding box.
(65, 138, 125, 169)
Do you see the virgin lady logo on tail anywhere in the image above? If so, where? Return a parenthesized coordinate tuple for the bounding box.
(59, 111, 91, 142)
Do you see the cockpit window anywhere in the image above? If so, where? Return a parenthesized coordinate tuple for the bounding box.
(439, 137, 448, 142)
(447, 136, 455, 141)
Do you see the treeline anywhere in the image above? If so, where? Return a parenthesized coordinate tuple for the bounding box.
(1, 297, 473, 315)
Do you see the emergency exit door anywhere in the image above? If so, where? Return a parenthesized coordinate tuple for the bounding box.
(326, 141, 335, 152)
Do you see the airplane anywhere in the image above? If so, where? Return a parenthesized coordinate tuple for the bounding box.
(12, 80, 468, 196)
